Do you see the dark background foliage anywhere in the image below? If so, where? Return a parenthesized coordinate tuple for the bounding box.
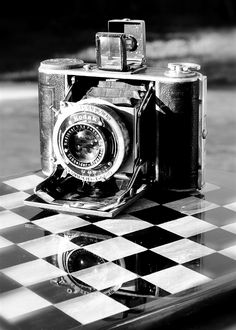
(1, 0, 236, 78)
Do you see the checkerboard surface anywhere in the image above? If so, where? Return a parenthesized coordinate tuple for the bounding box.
(1, 173, 236, 329)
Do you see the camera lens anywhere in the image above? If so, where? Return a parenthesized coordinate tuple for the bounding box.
(53, 100, 130, 182)
(63, 123, 106, 169)
(70, 129, 99, 162)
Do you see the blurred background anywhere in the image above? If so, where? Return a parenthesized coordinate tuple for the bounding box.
(0, 0, 236, 178)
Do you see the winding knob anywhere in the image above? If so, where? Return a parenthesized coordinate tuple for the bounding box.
(165, 62, 201, 77)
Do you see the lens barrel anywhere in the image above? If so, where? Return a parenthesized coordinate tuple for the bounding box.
(53, 100, 130, 182)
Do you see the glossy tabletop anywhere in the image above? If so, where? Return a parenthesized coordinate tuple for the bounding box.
(0, 170, 236, 329)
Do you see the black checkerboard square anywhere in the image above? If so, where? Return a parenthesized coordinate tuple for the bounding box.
(0, 182, 18, 196)
(0, 245, 37, 269)
(183, 253, 236, 279)
(189, 228, 236, 251)
(193, 207, 236, 227)
(114, 250, 177, 276)
(130, 205, 186, 225)
(146, 188, 191, 204)
(123, 226, 182, 249)
(0, 272, 21, 293)
(0, 222, 51, 244)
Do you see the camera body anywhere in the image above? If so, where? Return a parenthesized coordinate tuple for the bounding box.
(26, 19, 207, 217)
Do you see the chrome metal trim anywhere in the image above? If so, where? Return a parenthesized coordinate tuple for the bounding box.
(198, 74, 207, 189)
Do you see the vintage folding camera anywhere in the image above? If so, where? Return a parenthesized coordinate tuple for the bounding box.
(25, 19, 207, 217)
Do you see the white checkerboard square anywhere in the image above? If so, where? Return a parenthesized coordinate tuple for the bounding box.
(219, 244, 236, 261)
(164, 197, 219, 215)
(157, 216, 217, 237)
(0, 287, 51, 320)
(143, 265, 211, 294)
(0, 236, 14, 248)
(19, 235, 79, 258)
(151, 239, 214, 264)
(2, 259, 67, 286)
(95, 216, 153, 236)
(224, 202, 236, 212)
(0, 210, 29, 230)
(72, 262, 137, 291)
(84, 236, 146, 261)
(0, 192, 30, 210)
(56, 291, 128, 324)
(33, 214, 89, 233)
(4, 174, 44, 191)
(222, 222, 236, 234)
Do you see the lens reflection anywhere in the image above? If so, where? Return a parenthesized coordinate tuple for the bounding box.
(66, 249, 105, 273)
(69, 129, 100, 163)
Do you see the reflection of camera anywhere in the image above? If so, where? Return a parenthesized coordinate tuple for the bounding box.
(28, 18, 207, 217)
(50, 230, 124, 296)
(50, 230, 158, 299)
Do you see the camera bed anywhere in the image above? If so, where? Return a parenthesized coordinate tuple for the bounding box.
(24, 166, 148, 218)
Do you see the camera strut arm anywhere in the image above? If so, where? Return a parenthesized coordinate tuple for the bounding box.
(135, 81, 155, 160)
(99, 158, 146, 212)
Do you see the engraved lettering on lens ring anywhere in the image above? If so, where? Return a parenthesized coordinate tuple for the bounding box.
(62, 123, 106, 169)
(53, 100, 130, 182)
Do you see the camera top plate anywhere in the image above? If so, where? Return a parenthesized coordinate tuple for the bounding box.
(39, 62, 201, 83)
